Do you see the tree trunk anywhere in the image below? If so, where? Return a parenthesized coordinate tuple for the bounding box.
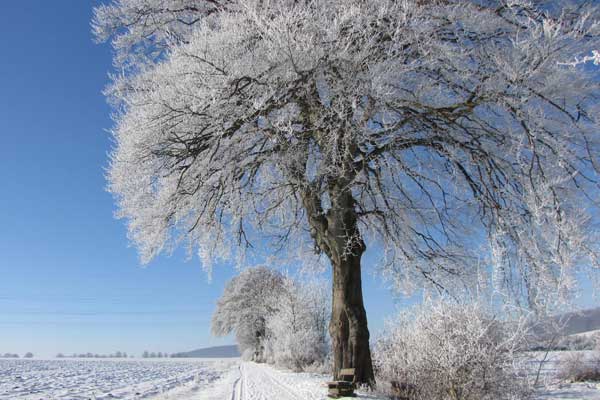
(302, 186, 375, 386)
(330, 243, 375, 386)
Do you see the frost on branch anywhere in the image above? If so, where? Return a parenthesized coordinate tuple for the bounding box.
(92, 0, 228, 70)
(99, 0, 600, 310)
(560, 50, 600, 67)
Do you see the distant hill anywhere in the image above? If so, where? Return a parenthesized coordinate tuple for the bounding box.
(557, 307, 600, 336)
(171, 345, 240, 358)
(528, 307, 600, 350)
(530, 307, 600, 337)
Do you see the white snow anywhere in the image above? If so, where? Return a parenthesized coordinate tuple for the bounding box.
(0, 359, 382, 400)
(531, 351, 600, 399)
(5, 355, 600, 399)
(0, 358, 236, 400)
(538, 382, 600, 400)
(198, 361, 383, 400)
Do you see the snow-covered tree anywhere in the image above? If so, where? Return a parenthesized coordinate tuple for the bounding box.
(211, 267, 285, 361)
(264, 278, 330, 370)
(95, 0, 600, 383)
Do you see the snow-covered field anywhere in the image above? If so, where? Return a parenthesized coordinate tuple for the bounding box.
(0, 358, 237, 400)
(4, 354, 600, 400)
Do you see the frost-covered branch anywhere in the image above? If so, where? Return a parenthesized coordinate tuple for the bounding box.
(99, 0, 600, 312)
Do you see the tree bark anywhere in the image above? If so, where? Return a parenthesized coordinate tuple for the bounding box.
(302, 186, 375, 386)
(330, 241, 374, 386)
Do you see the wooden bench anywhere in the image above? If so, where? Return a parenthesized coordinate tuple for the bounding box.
(327, 368, 355, 398)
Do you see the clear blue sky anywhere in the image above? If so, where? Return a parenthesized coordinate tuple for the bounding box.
(0, 1, 401, 358)
(2, 1, 597, 359)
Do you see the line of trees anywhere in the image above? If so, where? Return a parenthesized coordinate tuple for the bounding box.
(1, 353, 21, 358)
(141, 351, 170, 358)
(212, 267, 330, 372)
(54, 352, 181, 359)
(0, 353, 33, 358)
(56, 352, 129, 358)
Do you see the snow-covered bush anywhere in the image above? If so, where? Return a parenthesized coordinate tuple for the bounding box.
(558, 352, 600, 382)
(264, 278, 330, 371)
(373, 300, 531, 400)
(556, 333, 600, 351)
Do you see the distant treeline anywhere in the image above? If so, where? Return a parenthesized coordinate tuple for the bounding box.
(141, 351, 171, 358)
(56, 352, 129, 358)
(1, 353, 33, 358)
(55, 351, 174, 358)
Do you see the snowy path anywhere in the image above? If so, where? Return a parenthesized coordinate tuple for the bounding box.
(195, 361, 384, 400)
(231, 362, 326, 400)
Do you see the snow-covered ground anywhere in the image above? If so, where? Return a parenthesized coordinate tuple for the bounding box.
(191, 361, 381, 400)
(538, 383, 600, 400)
(4, 354, 600, 399)
(0, 358, 236, 400)
(531, 351, 600, 399)
(0, 359, 379, 400)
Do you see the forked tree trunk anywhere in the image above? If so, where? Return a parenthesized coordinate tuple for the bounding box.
(303, 186, 375, 386)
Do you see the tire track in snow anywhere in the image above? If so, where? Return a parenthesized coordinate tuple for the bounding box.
(253, 364, 303, 400)
(230, 365, 241, 400)
(234, 362, 323, 400)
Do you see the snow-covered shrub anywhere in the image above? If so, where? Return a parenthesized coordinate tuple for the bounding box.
(372, 300, 531, 400)
(556, 333, 600, 351)
(558, 352, 600, 382)
(264, 278, 330, 371)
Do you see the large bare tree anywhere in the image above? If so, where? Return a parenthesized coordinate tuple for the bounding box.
(94, 0, 600, 384)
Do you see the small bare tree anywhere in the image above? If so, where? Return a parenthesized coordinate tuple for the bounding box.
(95, 0, 600, 384)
